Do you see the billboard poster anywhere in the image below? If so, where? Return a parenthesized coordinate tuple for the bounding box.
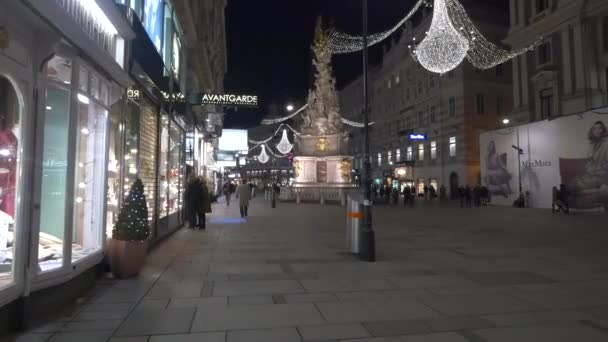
(480, 112, 608, 210)
(144, 0, 164, 52)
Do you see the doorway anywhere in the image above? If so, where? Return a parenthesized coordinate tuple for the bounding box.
(450, 172, 459, 199)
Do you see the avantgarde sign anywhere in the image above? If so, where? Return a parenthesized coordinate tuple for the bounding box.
(201, 94, 258, 107)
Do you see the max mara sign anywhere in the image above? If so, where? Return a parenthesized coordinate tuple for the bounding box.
(201, 94, 258, 107)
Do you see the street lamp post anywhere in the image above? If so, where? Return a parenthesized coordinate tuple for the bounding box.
(360, 0, 376, 262)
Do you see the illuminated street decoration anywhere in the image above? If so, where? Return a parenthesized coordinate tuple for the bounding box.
(329, 0, 538, 73)
(276, 129, 293, 154)
(257, 145, 269, 164)
(414, 0, 469, 74)
(329, 0, 426, 54)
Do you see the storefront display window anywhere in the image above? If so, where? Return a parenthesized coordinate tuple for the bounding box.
(72, 69, 110, 263)
(158, 114, 169, 217)
(167, 120, 184, 215)
(0, 75, 23, 288)
(106, 99, 124, 238)
(125, 99, 140, 180)
(39, 56, 72, 272)
(139, 98, 158, 225)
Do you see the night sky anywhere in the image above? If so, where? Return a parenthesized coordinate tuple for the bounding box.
(223, 0, 508, 128)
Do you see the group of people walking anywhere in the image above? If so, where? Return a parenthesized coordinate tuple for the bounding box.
(458, 185, 491, 208)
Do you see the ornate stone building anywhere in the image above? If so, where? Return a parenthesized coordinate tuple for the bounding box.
(504, 0, 608, 124)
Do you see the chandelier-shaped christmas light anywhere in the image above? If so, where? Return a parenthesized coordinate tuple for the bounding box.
(329, 0, 538, 74)
(276, 129, 293, 154)
(414, 0, 469, 74)
(257, 145, 269, 164)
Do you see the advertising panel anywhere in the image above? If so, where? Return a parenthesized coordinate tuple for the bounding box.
(144, 0, 164, 52)
(480, 111, 608, 209)
(218, 129, 248, 152)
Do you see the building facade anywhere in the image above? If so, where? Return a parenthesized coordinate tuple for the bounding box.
(504, 0, 608, 124)
(340, 2, 513, 197)
(0, 0, 227, 331)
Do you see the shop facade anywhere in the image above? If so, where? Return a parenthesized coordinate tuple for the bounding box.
(0, 0, 136, 328)
(0, 0, 191, 330)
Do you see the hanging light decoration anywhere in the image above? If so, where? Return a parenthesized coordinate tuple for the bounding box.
(446, 0, 540, 70)
(257, 145, 270, 164)
(329, 0, 426, 54)
(276, 129, 293, 154)
(413, 0, 469, 74)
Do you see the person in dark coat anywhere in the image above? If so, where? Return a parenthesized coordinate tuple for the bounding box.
(185, 176, 211, 230)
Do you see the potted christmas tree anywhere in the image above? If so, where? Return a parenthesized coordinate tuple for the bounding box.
(108, 178, 150, 278)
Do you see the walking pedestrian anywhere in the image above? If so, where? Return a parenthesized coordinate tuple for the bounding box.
(237, 179, 251, 218)
(465, 186, 473, 208)
(223, 181, 231, 206)
(439, 185, 447, 201)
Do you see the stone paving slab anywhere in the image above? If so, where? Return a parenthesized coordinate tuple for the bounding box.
(298, 323, 371, 341)
(191, 303, 325, 332)
(211, 279, 304, 296)
(115, 308, 196, 336)
(474, 323, 608, 342)
(148, 332, 225, 342)
(226, 327, 301, 342)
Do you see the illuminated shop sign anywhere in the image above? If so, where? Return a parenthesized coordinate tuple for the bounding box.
(200, 94, 258, 107)
(408, 134, 427, 141)
(128, 89, 186, 103)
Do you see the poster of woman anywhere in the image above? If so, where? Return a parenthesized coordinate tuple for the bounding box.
(484, 140, 513, 197)
(560, 120, 608, 210)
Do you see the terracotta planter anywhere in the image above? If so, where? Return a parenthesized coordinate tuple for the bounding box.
(108, 239, 148, 279)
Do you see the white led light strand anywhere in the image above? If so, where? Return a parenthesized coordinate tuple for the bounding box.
(340, 117, 376, 128)
(446, 0, 540, 70)
(261, 104, 309, 125)
(414, 0, 469, 74)
(276, 129, 294, 154)
(329, 0, 427, 54)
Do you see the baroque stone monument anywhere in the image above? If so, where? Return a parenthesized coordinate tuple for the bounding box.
(292, 19, 355, 204)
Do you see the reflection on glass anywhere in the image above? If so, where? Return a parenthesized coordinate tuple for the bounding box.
(125, 99, 140, 179)
(167, 120, 183, 215)
(158, 114, 169, 218)
(39, 81, 71, 272)
(73, 96, 107, 262)
(106, 99, 124, 238)
(139, 98, 157, 225)
(0, 75, 21, 288)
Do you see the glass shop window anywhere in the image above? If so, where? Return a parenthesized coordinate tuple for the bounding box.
(39, 56, 72, 272)
(0, 74, 23, 287)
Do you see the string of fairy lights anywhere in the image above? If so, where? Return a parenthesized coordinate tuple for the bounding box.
(329, 0, 428, 54)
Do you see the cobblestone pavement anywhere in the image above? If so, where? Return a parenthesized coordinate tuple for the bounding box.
(9, 198, 608, 342)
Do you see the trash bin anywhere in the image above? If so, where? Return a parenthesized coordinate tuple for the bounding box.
(346, 192, 364, 254)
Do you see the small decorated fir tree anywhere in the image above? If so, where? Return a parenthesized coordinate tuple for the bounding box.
(113, 178, 150, 241)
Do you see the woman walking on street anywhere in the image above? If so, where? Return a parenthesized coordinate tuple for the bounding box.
(237, 179, 252, 218)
